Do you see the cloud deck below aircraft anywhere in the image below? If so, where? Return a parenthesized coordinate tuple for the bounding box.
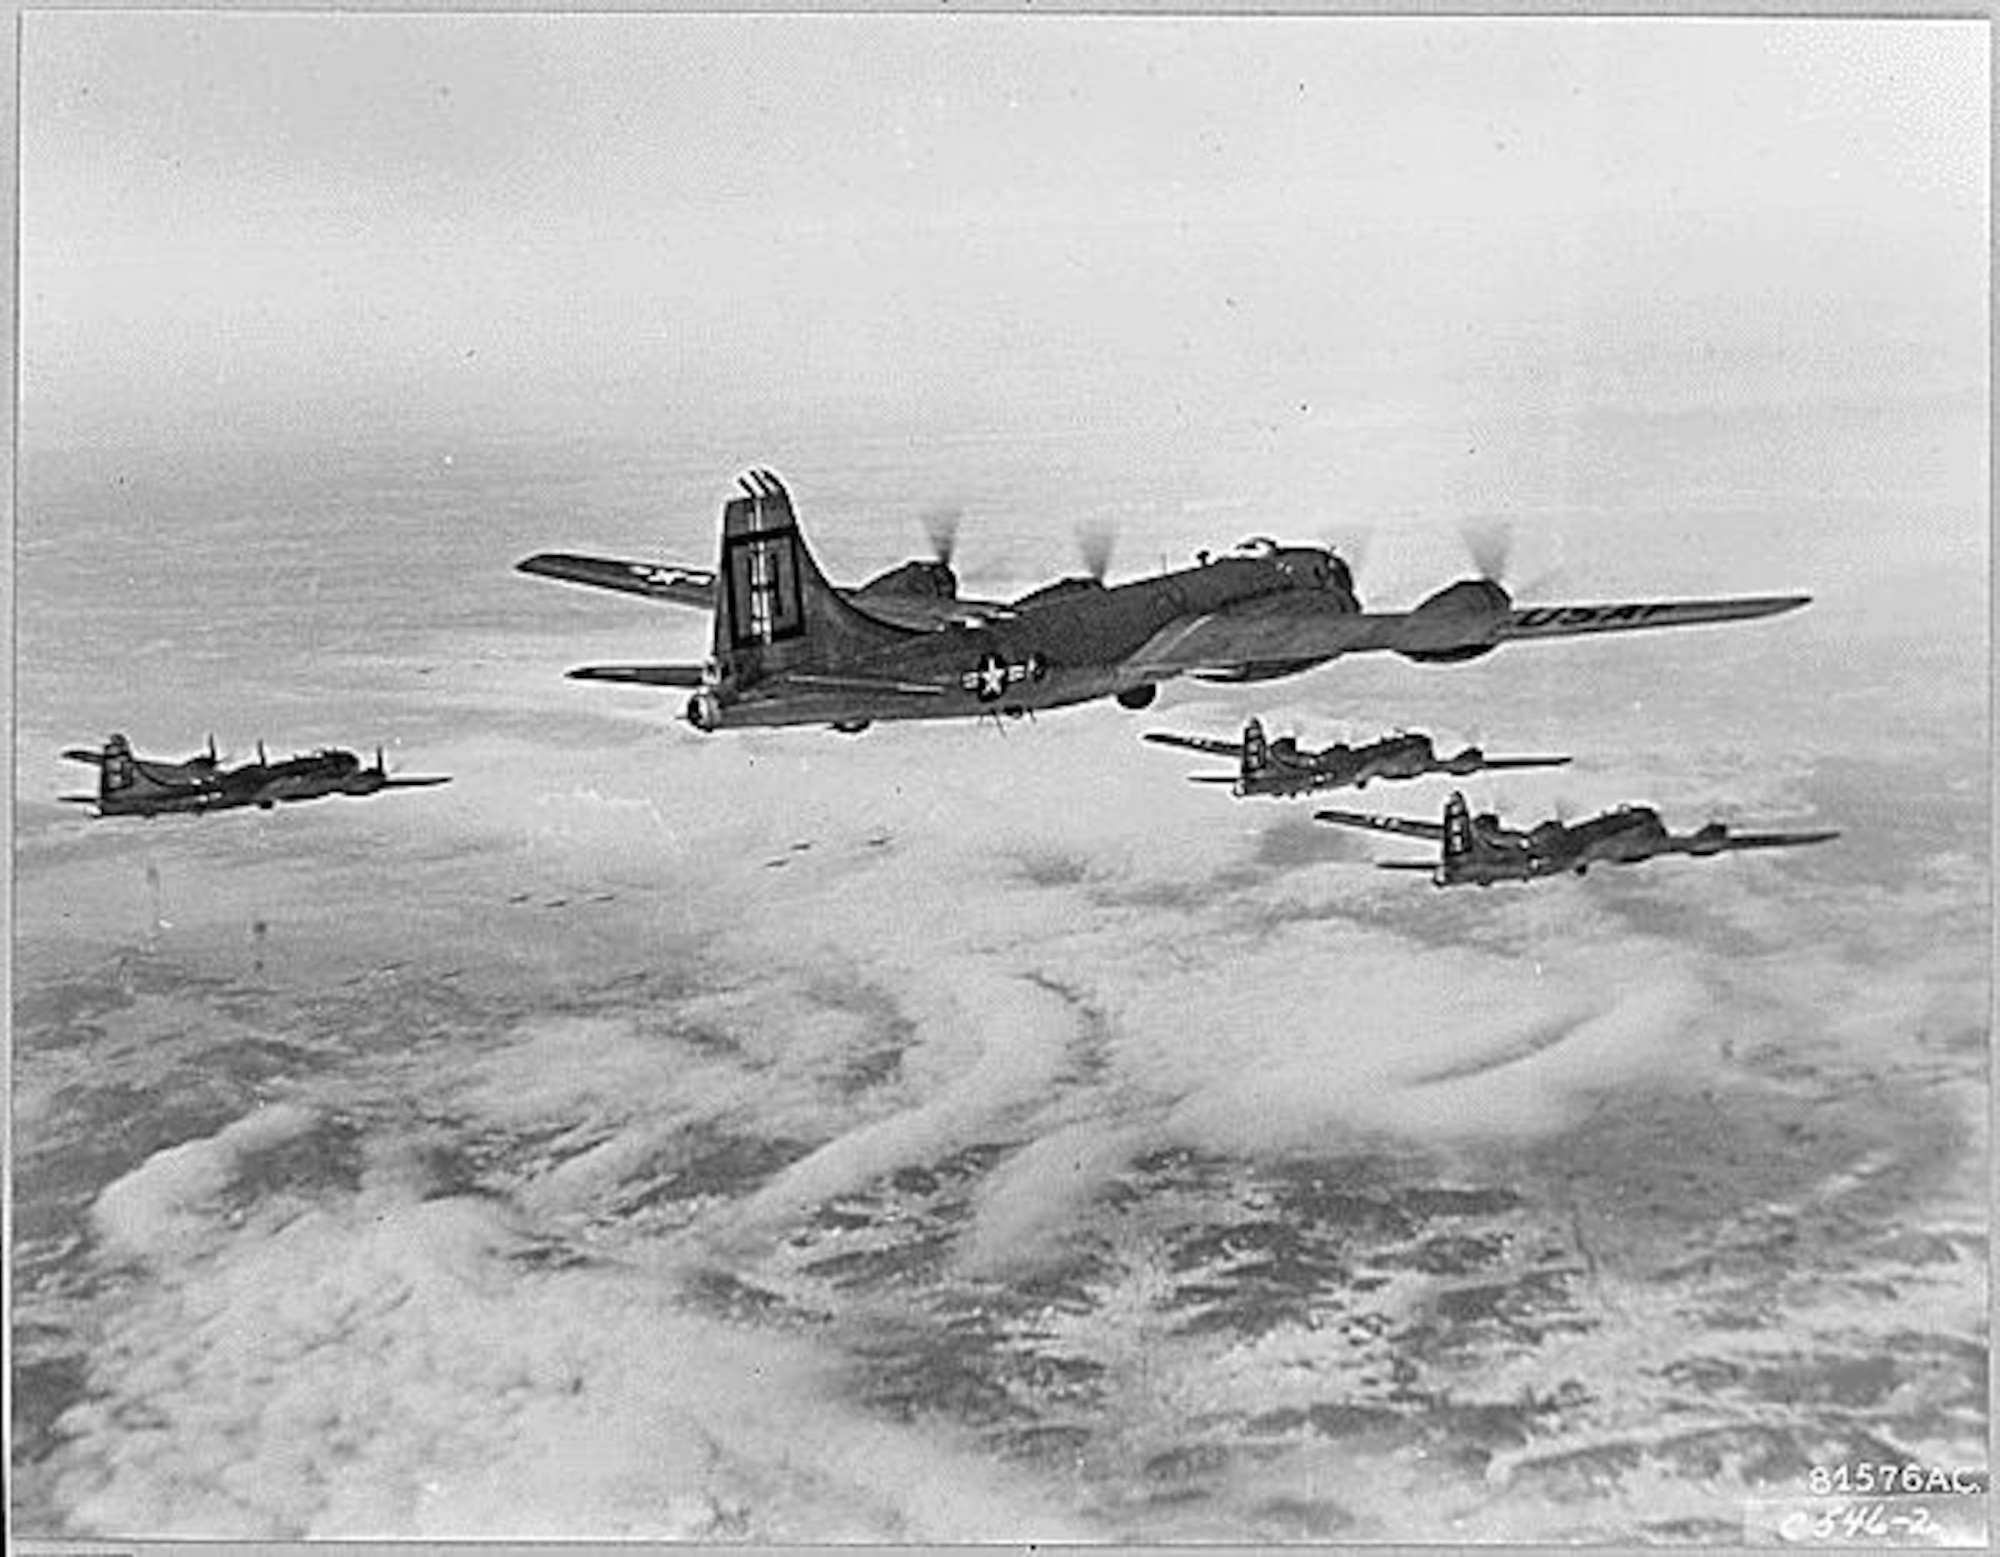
(15, 651, 1985, 1542)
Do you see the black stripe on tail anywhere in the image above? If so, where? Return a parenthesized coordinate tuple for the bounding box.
(1240, 717, 1269, 781)
(1443, 791, 1474, 863)
(710, 470, 916, 689)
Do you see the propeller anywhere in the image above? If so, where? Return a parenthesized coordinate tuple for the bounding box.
(1519, 530, 1570, 600)
(1323, 523, 1374, 578)
(1460, 517, 1514, 583)
(1075, 518, 1118, 582)
(1457, 516, 1568, 597)
(919, 506, 962, 568)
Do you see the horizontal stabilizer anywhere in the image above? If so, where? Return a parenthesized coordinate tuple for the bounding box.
(1314, 808, 1448, 843)
(381, 776, 453, 789)
(1143, 731, 1246, 758)
(1474, 755, 1573, 770)
(61, 748, 106, 765)
(1375, 860, 1440, 872)
(518, 553, 717, 609)
(1186, 774, 1240, 785)
(567, 664, 710, 687)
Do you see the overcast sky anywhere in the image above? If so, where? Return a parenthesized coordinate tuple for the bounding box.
(20, 15, 1988, 453)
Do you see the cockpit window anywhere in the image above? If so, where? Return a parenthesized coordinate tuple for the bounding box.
(1230, 536, 1279, 558)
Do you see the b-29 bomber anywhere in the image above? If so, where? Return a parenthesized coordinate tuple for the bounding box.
(62, 735, 450, 817)
(516, 469, 1813, 735)
(1316, 790, 1839, 887)
(1145, 717, 1570, 798)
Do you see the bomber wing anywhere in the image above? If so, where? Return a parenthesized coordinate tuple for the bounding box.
(517, 553, 718, 609)
(1312, 808, 1447, 843)
(1677, 828, 1841, 853)
(517, 552, 1013, 632)
(842, 595, 1018, 632)
(1494, 598, 1812, 643)
(1129, 592, 1810, 680)
(1142, 730, 1246, 759)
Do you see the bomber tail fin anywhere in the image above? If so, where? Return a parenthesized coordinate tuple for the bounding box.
(1442, 790, 1474, 866)
(708, 470, 915, 693)
(99, 734, 137, 804)
(1240, 718, 1269, 783)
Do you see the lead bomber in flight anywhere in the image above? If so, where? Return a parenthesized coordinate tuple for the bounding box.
(62, 735, 450, 817)
(516, 470, 1814, 735)
(1316, 790, 1839, 887)
(1145, 717, 1571, 798)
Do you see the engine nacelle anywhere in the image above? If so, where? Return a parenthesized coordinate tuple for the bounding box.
(1686, 822, 1730, 855)
(1396, 577, 1511, 664)
(854, 559, 960, 601)
(1116, 684, 1158, 710)
(1011, 576, 1107, 612)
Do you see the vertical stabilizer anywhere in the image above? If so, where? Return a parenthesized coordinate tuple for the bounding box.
(1240, 718, 1269, 782)
(1443, 791, 1474, 865)
(102, 734, 136, 802)
(709, 470, 912, 690)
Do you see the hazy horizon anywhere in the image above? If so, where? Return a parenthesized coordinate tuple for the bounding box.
(24, 16, 1986, 449)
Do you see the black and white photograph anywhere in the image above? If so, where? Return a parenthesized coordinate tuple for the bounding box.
(11, 10, 1989, 1545)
